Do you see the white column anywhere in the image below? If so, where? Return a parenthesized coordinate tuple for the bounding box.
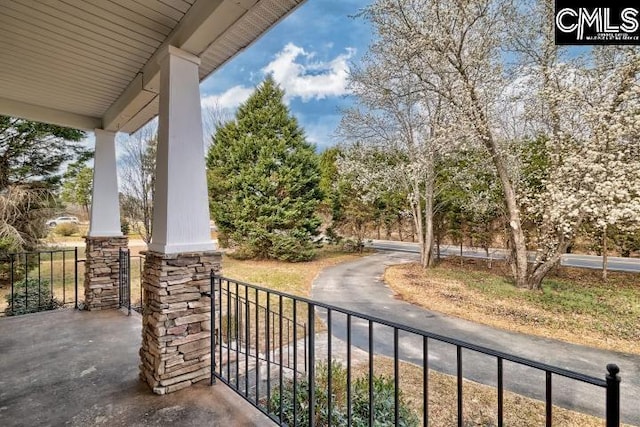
(89, 129, 122, 237)
(148, 45, 214, 254)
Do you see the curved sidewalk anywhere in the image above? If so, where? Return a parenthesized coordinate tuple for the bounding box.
(311, 252, 640, 425)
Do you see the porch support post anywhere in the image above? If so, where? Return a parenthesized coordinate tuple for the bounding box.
(148, 46, 214, 255)
(84, 129, 128, 311)
(139, 46, 220, 395)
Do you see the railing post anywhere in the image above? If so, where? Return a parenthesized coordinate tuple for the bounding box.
(139, 255, 143, 310)
(308, 303, 315, 427)
(10, 254, 14, 314)
(127, 249, 131, 316)
(74, 247, 78, 309)
(117, 249, 121, 309)
(62, 251, 66, 303)
(606, 364, 620, 427)
(24, 253, 29, 312)
(210, 269, 216, 385)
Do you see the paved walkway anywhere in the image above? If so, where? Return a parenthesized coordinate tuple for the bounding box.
(311, 252, 640, 425)
(0, 309, 271, 426)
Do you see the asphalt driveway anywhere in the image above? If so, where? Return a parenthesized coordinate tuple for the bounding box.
(311, 252, 640, 425)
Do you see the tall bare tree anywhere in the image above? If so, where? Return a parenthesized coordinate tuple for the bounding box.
(119, 123, 157, 243)
(202, 101, 232, 150)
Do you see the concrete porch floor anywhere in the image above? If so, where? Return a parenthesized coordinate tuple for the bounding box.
(0, 309, 273, 426)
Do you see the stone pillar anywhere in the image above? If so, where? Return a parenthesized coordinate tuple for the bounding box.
(84, 236, 128, 310)
(139, 251, 221, 394)
(140, 45, 218, 394)
(84, 129, 126, 310)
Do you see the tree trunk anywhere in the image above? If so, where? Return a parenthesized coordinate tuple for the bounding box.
(411, 199, 425, 267)
(397, 215, 404, 242)
(462, 74, 529, 287)
(528, 252, 562, 290)
(494, 164, 528, 287)
(410, 219, 416, 242)
(422, 177, 435, 268)
(423, 211, 434, 268)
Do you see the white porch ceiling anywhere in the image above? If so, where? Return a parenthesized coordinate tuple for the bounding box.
(0, 0, 304, 132)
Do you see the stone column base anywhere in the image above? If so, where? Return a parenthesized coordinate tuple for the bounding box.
(139, 250, 221, 395)
(84, 236, 128, 310)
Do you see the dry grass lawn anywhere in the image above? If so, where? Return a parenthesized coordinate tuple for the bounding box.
(385, 259, 640, 354)
(216, 247, 363, 347)
(354, 356, 618, 426)
(220, 247, 362, 298)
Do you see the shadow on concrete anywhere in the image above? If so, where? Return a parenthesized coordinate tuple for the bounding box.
(0, 308, 272, 426)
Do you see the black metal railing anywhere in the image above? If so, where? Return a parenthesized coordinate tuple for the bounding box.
(230, 294, 307, 371)
(117, 249, 144, 314)
(209, 275, 307, 403)
(0, 248, 79, 317)
(209, 272, 621, 427)
(118, 248, 131, 315)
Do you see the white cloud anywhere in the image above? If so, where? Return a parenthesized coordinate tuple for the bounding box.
(200, 43, 355, 115)
(305, 123, 336, 148)
(200, 85, 254, 111)
(263, 43, 355, 102)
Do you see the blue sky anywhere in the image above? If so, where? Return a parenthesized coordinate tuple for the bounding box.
(199, 0, 372, 151)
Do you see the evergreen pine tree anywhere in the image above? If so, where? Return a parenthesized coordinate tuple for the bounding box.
(206, 76, 322, 261)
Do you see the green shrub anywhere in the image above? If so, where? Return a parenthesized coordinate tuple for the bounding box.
(120, 219, 130, 235)
(54, 222, 79, 236)
(324, 227, 343, 245)
(229, 231, 317, 262)
(268, 233, 316, 262)
(0, 248, 40, 287)
(5, 278, 62, 316)
(340, 238, 365, 253)
(270, 360, 419, 427)
(0, 238, 21, 286)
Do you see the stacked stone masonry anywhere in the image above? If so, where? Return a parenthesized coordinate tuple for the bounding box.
(139, 250, 221, 395)
(84, 236, 128, 311)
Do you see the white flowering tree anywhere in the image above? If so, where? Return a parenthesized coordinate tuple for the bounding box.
(569, 48, 640, 280)
(358, 0, 640, 289)
(337, 42, 458, 267)
(334, 143, 391, 250)
(362, 0, 534, 282)
(509, 1, 640, 284)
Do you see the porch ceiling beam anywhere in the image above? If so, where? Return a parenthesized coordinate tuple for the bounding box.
(0, 96, 102, 130)
(101, 73, 156, 132)
(102, 0, 259, 132)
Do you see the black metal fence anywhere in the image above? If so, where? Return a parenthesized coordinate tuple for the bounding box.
(119, 249, 144, 314)
(210, 274, 307, 405)
(209, 272, 621, 427)
(0, 248, 79, 317)
(119, 248, 131, 315)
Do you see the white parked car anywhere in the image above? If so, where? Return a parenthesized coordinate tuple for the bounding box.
(46, 216, 79, 227)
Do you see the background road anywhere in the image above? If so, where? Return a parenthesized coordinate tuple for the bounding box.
(367, 240, 640, 273)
